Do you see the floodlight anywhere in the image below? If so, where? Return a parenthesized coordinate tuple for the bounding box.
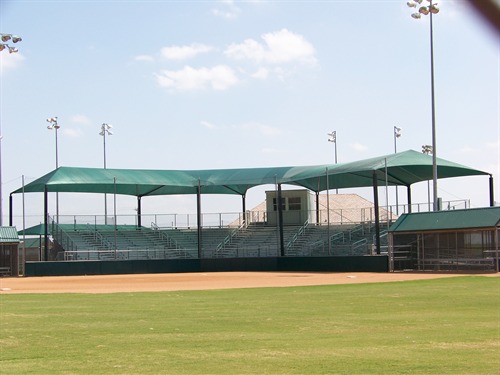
(419, 6, 430, 15)
(11, 36, 22, 43)
(8, 46, 18, 53)
(1, 34, 11, 42)
(0, 44, 5, 52)
(407, 1, 416, 8)
(411, 13, 421, 19)
(430, 5, 439, 14)
(415, 0, 423, 3)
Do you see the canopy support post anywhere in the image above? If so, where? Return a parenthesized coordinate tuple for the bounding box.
(8, 193, 13, 226)
(489, 175, 494, 207)
(373, 171, 381, 255)
(407, 185, 412, 213)
(137, 196, 142, 228)
(315, 191, 320, 225)
(277, 183, 285, 256)
(44, 185, 49, 261)
(242, 193, 246, 225)
(197, 179, 202, 259)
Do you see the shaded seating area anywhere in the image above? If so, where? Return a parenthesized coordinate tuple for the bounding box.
(10, 149, 493, 262)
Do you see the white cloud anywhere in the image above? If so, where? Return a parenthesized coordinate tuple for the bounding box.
(212, 0, 241, 19)
(134, 55, 155, 62)
(70, 114, 92, 125)
(155, 65, 239, 91)
(161, 44, 213, 61)
(201, 120, 216, 129)
(239, 122, 282, 136)
(225, 29, 317, 65)
(63, 128, 83, 138)
(251, 67, 269, 80)
(351, 142, 368, 152)
(0, 52, 25, 74)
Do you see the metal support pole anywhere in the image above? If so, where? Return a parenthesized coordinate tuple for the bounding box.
(429, 9, 439, 212)
(407, 185, 412, 213)
(373, 171, 381, 255)
(242, 193, 246, 224)
(315, 191, 320, 225)
(137, 196, 142, 228)
(489, 175, 494, 207)
(197, 179, 202, 259)
(8, 193, 13, 226)
(44, 186, 49, 261)
(277, 183, 284, 256)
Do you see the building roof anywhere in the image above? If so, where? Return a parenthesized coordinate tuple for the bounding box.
(0, 227, 20, 243)
(389, 206, 500, 232)
(11, 150, 489, 197)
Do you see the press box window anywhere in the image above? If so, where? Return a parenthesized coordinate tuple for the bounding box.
(288, 197, 301, 211)
(273, 198, 285, 211)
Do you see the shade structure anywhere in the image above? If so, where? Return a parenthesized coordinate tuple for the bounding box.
(10, 150, 490, 197)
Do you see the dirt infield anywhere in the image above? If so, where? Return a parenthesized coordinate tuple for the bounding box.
(1, 272, 497, 294)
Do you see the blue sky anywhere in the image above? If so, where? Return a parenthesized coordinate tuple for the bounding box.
(1, 0, 498, 228)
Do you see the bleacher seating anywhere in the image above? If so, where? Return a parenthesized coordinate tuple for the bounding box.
(52, 221, 387, 261)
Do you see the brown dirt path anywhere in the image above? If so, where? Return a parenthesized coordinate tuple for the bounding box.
(1, 272, 497, 294)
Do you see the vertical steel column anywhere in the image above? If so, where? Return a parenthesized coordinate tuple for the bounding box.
(241, 193, 246, 224)
(277, 183, 284, 256)
(44, 186, 49, 261)
(407, 185, 412, 213)
(489, 175, 494, 207)
(137, 196, 142, 228)
(372, 171, 381, 255)
(197, 179, 202, 259)
(8, 193, 13, 226)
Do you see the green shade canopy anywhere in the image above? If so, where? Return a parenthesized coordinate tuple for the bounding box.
(389, 206, 500, 232)
(17, 224, 46, 236)
(11, 150, 490, 197)
(0, 227, 20, 243)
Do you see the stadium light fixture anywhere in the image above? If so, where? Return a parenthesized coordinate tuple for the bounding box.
(406, 0, 440, 211)
(0, 33, 22, 54)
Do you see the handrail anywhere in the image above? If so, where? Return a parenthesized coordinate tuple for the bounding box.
(330, 231, 345, 243)
(351, 238, 367, 253)
(151, 223, 182, 251)
(215, 220, 246, 254)
(286, 220, 309, 249)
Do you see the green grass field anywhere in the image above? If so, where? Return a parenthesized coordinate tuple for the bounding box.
(1, 276, 498, 374)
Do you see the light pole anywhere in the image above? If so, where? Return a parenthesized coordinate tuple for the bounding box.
(99, 123, 113, 225)
(327, 131, 338, 194)
(422, 145, 433, 211)
(0, 33, 22, 226)
(46, 117, 60, 222)
(0, 33, 22, 53)
(407, 0, 440, 211)
(394, 126, 402, 214)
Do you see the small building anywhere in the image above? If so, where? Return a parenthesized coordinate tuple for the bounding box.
(265, 189, 315, 226)
(388, 207, 500, 272)
(0, 227, 20, 277)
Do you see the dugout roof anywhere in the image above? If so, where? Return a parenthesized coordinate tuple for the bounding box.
(389, 206, 500, 232)
(11, 150, 490, 197)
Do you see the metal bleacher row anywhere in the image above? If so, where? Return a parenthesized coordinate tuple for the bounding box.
(53, 223, 387, 261)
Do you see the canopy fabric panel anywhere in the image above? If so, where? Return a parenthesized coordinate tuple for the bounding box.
(11, 150, 489, 197)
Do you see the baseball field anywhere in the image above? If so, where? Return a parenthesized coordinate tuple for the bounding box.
(1, 272, 498, 374)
